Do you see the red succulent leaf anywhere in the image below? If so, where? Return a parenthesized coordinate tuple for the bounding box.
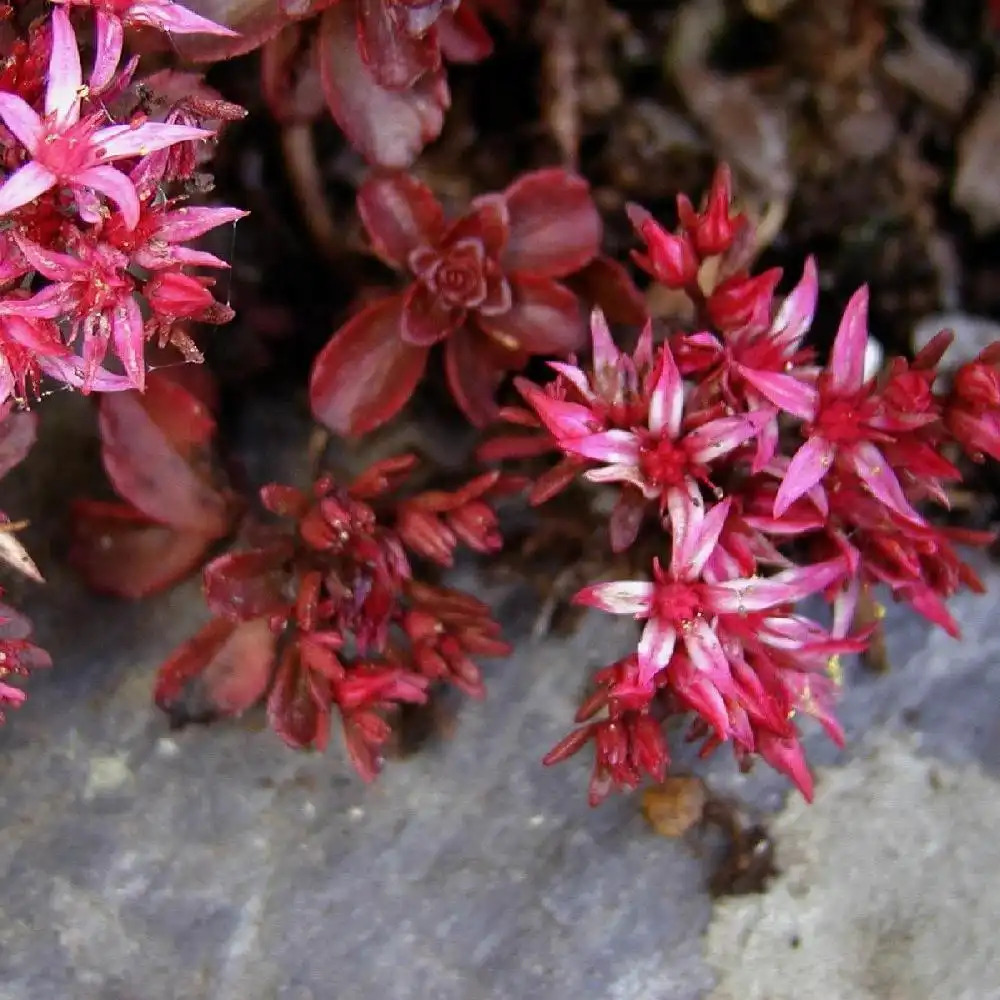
(501, 169, 602, 278)
(260, 484, 310, 518)
(203, 544, 294, 620)
(173, 0, 326, 61)
(443, 194, 510, 258)
(437, 4, 493, 63)
(267, 644, 332, 750)
(310, 294, 429, 436)
(155, 616, 277, 726)
(148, 356, 222, 416)
(358, 171, 446, 268)
(319, 3, 449, 168)
(401, 283, 464, 346)
(564, 255, 648, 326)
(348, 453, 420, 498)
(98, 374, 232, 535)
(356, 0, 442, 89)
(476, 275, 587, 356)
(0, 407, 37, 480)
(69, 500, 219, 599)
(443, 325, 510, 426)
(261, 22, 327, 123)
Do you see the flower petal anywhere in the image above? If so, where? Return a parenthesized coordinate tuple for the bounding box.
(501, 168, 602, 277)
(90, 11, 125, 93)
(736, 365, 817, 420)
(0, 93, 42, 151)
(96, 122, 213, 160)
(572, 580, 653, 615)
(564, 428, 640, 464)
(47, 7, 83, 125)
(773, 436, 835, 517)
(476, 275, 586, 356)
(679, 497, 731, 580)
(707, 558, 845, 614)
(310, 294, 429, 436)
(514, 377, 601, 439)
(110, 294, 146, 389)
(637, 620, 676, 683)
(828, 285, 869, 393)
(769, 255, 818, 353)
(75, 165, 141, 230)
(358, 171, 445, 267)
(684, 412, 765, 464)
(0, 161, 57, 218)
(128, 0, 241, 37)
(648, 341, 684, 437)
(154, 205, 249, 244)
(319, 3, 447, 169)
(847, 440, 924, 522)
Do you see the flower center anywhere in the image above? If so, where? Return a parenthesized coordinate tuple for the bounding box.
(638, 435, 692, 489)
(37, 117, 101, 177)
(652, 581, 704, 628)
(812, 396, 865, 445)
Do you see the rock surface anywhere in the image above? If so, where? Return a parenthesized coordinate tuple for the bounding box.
(3, 399, 1000, 999)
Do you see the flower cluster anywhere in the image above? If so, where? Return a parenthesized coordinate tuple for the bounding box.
(487, 166, 1000, 803)
(178, 0, 500, 168)
(310, 167, 603, 434)
(0, 402, 49, 721)
(155, 456, 511, 779)
(0, 2, 245, 402)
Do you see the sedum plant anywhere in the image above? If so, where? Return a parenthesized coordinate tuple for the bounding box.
(1, 0, 999, 812)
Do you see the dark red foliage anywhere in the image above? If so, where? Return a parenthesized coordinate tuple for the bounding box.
(310, 168, 602, 434)
(69, 371, 238, 598)
(155, 456, 510, 780)
(181, 0, 494, 167)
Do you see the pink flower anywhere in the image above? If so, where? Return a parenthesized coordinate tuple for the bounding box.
(519, 328, 768, 513)
(773, 286, 925, 522)
(574, 488, 846, 689)
(3, 233, 146, 389)
(0, 7, 213, 228)
(52, 0, 238, 92)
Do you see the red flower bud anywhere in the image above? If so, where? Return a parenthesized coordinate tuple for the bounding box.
(626, 203, 698, 290)
(706, 269, 781, 332)
(684, 164, 745, 257)
(953, 361, 1000, 409)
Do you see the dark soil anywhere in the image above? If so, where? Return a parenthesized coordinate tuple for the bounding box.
(204, 0, 1000, 399)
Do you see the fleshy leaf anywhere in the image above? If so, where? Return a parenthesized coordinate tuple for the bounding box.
(501, 169, 602, 278)
(155, 616, 277, 727)
(358, 171, 445, 268)
(476, 276, 586, 356)
(310, 294, 429, 436)
(319, 3, 448, 169)
(0, 408, 37, 480)
(267, 645, 331, 750)
(69, 500, 217, 598)
(98, 375, 231, 534)
(203, 545, 294, 621)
